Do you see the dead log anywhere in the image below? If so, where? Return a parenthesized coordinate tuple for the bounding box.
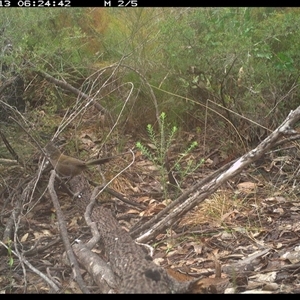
(48, 173, 188, 293)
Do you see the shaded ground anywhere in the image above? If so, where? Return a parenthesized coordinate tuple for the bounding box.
(1, 129, 300, 294)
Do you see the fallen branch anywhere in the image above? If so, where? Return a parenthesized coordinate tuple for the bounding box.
(48, 170, 90, 294)
(27, 62, 109, 114)
(133, 106, 300, 243)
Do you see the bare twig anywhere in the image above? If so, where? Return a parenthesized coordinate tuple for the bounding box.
(48, 170, 90, 294)
(0, 129, 20, 162)
(0, 241, 60, 293)
(27, 61, 109, 114)
(9, 116, 46, 155)
(84, 185, 102, 250)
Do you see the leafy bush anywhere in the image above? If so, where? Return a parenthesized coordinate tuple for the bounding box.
(2, 8, 300, 148)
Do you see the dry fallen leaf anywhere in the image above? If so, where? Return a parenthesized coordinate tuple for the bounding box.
(20, 233, 29, 242)
(237, 182, 257, 193)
